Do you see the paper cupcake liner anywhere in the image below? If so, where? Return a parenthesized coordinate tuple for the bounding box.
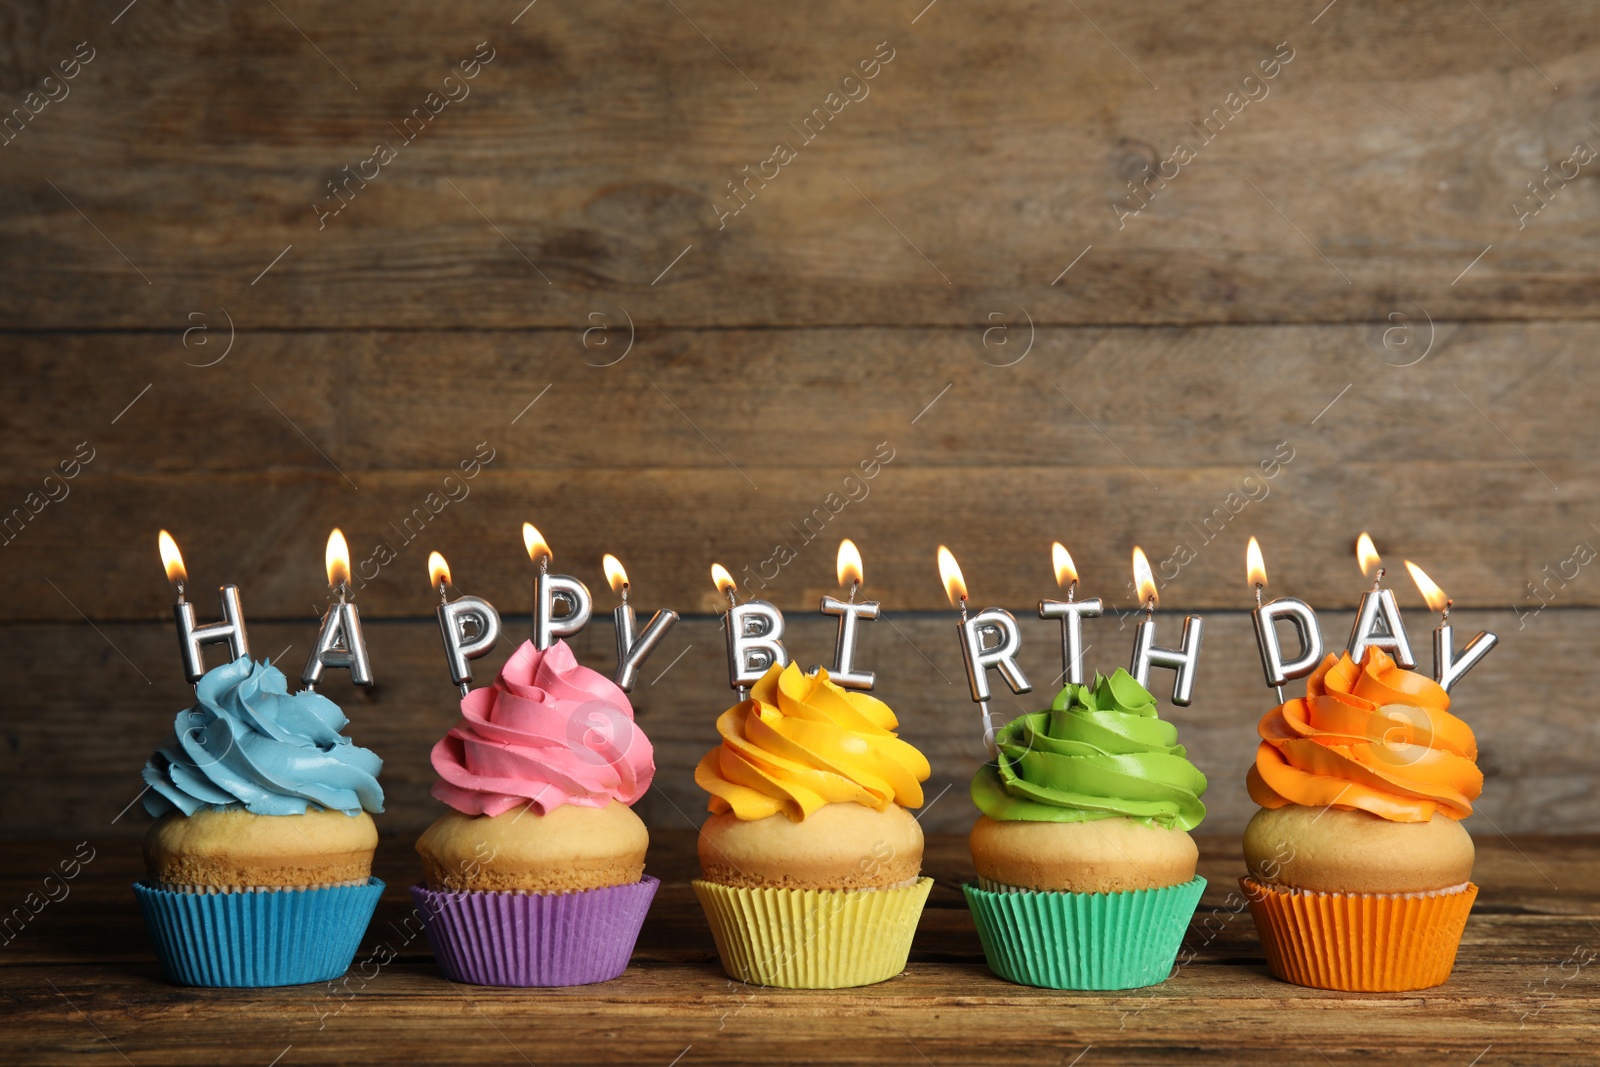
(693, 877, 933, 989)
(964, 877, 1206, 990)
(134, 878, 384, 988)
(1241, 877, 1477, 991)
(410, 876, 658, 987)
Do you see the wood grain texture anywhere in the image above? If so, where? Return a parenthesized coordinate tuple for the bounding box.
(2, 319, 1596, 618)
(3, 610, 1590, 840)
(1, 833, 1595, 1066)
(0, 2, 1596, 327)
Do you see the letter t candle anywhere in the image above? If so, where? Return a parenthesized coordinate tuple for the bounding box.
(1038, 541, 1100, 686)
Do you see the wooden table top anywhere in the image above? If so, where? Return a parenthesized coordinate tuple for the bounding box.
(4, 831, 1596, 1066)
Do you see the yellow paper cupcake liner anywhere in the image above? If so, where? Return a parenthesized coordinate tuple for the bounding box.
(693, 877, 933, 989)
(1241, 877, 1477, 991)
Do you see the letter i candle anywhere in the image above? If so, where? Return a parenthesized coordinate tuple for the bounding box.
(818, 538, 880, 689)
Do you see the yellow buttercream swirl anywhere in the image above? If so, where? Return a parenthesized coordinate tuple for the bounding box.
(694, 662, 930, 821)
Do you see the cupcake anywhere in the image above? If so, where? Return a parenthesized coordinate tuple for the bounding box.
(692, 662, 933, 989)
(411, 639, 658, 987)
(1241, 647, 1481, 991)
(134, 656, 386, 988)
(964, 668, 1208, 990)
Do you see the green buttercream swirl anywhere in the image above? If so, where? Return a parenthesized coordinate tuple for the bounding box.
(970, 668, 1207, 830)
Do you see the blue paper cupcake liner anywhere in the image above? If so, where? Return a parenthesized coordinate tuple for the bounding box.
(411, 876, 658, 987)
(965, 876, 1207, 990)
(134, 878, 384, 988)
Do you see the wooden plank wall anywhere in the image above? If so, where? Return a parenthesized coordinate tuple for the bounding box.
(2, 0, 1596, 839)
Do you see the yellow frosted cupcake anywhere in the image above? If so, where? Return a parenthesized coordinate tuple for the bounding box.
(692, 662, 933, 988)
(1241, 647, 1483, 991)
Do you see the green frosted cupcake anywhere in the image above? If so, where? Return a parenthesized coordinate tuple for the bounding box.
(965, 669, 1207, 990)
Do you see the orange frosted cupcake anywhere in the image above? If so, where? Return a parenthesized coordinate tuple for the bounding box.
(1241, 648, 1482, 991)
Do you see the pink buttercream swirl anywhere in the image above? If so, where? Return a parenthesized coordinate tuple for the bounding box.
(430, 639, 654, 817)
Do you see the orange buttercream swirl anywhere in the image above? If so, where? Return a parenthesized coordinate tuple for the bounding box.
(694, 662, 930, 822)
(1246, 647, 1483, 823)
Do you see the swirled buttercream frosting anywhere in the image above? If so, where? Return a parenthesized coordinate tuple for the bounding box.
(142, 656, 384, 818)
(695, 662, 930, 821)
(431, 639, 654, 817)
(971, 668, 1207, 830)
(1246, 647, 1482, 822)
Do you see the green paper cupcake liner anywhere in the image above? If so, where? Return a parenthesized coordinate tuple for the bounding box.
(964, 876, 1206, 990)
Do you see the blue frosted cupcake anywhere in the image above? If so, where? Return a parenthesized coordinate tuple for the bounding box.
(134, 656, 385, 987)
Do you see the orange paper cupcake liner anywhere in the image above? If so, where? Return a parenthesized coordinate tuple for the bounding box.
(1240, 877, 1477, 992)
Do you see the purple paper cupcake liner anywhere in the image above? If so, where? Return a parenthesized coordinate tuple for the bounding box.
(410, 876, 658, 987)
(133, 878, 384, 988)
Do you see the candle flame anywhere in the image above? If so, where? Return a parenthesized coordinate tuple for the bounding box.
(603, 553, 628, 594)
(1404, 560, 1450, 614)
(1132, 545, 1157, 609)
(1246, 536, 1267, 589)
(158, 529, 187, 586)
(522, 522, 551, 566)
(711, 563, 736, 598)
(837, 538, 863, 588)
(937, 545, 967, 608)
(1356, 532, 1381, 577)
(325, 528, 351, 588)
(1051, 541, 1077, 588)
(428, 551, 450, 592)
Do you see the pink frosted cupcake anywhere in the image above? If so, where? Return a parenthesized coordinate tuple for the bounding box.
(411, 639, 658, 986)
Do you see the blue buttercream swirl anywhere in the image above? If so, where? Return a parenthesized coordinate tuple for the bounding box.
(142, 656, 384, 818)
